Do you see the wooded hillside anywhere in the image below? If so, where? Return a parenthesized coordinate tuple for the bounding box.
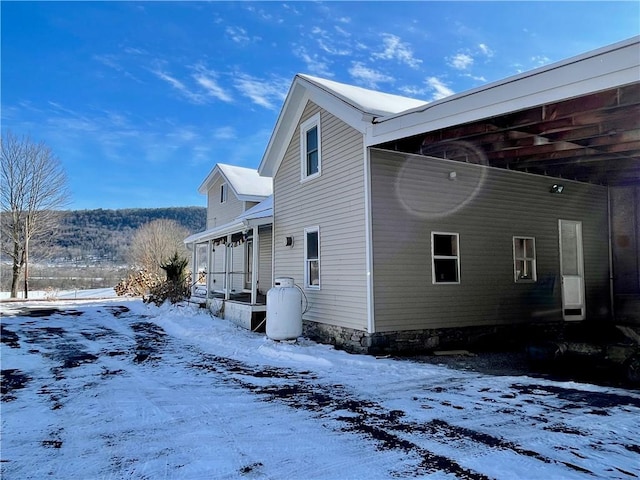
(50, 207, 206, 264)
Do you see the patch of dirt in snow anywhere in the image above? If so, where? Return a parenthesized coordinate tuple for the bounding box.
(1, 369, 31, 401)
(131, 322, 167, 363)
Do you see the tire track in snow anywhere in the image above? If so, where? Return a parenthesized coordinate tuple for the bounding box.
(189, 352, 593, 479)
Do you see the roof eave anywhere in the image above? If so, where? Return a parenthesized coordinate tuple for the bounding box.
(369, 35, 640, 145)
(258, 74, 370, 178)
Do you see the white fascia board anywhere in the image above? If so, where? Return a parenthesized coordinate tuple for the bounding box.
(197, 166, 220, 195)
(184, 220, 246, 245)
(258, 81, 306, 177)
(258, 76, 370, 177)
(237, 194, 270, 203)
(368, 36, 640, 146)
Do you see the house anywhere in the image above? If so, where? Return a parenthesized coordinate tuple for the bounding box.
(184, 163, 273, 330)
(253, 36, 639, 354)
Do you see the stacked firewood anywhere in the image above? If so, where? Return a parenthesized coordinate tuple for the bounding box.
(114, 269, 161, 297)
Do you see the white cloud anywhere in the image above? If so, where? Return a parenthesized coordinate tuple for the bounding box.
(234, 74, 289, 110)
(426, 77, 454, 100)
(398, 85, 428, 98)
(449, 53, 474, 70)
(348, 62, 394, 89)
(213, 126, 237, 140)
(531, 55, 551, 66)
(478, 43, 494, 57)
(192, 66, 233, 102)
(372, 33, 422, 69)
(310, 26, 351, 56)
(152, 69, 206, 104)
(294, 46, 333, 78)
(226, 26, 251, 45)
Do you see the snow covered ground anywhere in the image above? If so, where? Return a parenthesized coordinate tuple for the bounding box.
(1, 298, 639, 479)
(0, 287, 118, 301)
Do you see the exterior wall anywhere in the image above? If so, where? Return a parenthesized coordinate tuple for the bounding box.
(273, 101, 369, 331)
(206, 175, 246, 228)
(370, 149, 611, 333)
(258, 225, 273, 295)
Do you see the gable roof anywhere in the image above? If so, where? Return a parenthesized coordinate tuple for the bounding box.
(258, 74, 426, 177)
(199, 163, 272, 201)
(298, 74, 427, 118)
(259, 36, 639, 180)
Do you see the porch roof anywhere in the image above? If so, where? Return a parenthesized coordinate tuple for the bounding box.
(184, 196, 273, 245)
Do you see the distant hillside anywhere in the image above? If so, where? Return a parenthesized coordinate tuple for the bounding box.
(51, 207, 206, 264)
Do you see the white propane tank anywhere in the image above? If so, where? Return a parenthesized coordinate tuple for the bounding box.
(266, 277, 302, 341)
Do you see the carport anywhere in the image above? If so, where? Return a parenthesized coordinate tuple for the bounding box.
(372, 36, 640, 324)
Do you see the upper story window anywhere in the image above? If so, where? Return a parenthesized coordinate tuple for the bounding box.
(300, 113, 321, 181)
(304, 226, 320, 289)
(220, 183, 227, 203)
(513, 237, 537, 283)
(431, 232, 460, 284)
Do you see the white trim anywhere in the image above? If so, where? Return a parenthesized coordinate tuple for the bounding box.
(304, 226, 321, 290)
(300, 112, 322, 182)
(559, 219, 586, 321)
(431, 232, 461, 285)
(513, 236, 537, 283)
(220, 183, 227, 204)
(364, 146, 375, 334)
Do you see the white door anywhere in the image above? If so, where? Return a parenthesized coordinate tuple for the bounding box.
(559, 220, 585, 320)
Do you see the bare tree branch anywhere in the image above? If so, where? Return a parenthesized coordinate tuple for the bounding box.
(1, 130, 70, 297)
(128, 219, 191, 278)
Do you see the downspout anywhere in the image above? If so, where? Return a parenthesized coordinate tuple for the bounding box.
(607, 186, 615, 321)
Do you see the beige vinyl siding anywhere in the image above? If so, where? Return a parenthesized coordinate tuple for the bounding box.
(273, 101, 368, 331)
(370, 149, 610, 332)
(206, 176, 245, 228)
(258, 226, 273, 295)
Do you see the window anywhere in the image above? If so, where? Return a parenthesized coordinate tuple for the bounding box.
(513, 237, 537, 282)
(304, 227, 320, 289)
(300, 113, 321, 180)
(431, 233, 460, 284)
(220, 183, 227, 203)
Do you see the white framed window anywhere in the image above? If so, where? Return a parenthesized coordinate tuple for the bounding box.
(431, 232, 460, 284)
(300, 113, 321, 181)
(220, 183, 227, 203)
(304, 226, 320, 289)
(513, 236, 537, 283)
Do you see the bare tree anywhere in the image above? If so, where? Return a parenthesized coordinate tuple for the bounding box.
(1, 131, 70, 298)
(128, 219, 190, 278)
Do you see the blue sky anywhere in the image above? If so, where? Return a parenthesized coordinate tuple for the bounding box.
(2, 1, 638, 210)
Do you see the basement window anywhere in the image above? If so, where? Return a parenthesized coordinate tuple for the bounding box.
(431, 232, 460, 284)
(513, 237, 537, 282)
